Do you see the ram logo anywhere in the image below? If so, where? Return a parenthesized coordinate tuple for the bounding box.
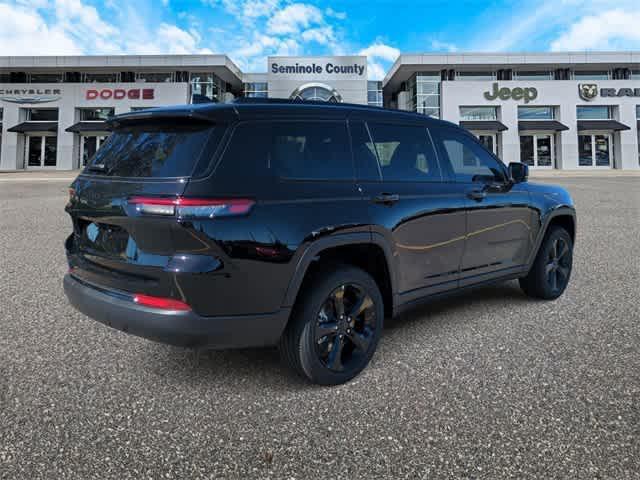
(579, 84, 598, 101)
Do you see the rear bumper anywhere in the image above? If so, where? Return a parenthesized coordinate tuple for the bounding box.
(63, 274, 290, 349)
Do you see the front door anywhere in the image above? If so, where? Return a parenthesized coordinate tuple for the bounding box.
(520, 133, 554, 168)
(80, 135, 107, 167)
(26, 135, 57, 168)
(432, 125, 534, 284)
(578, 133, 612, 167)
(476, 133, 498, 156)
(350, 119, 467, 296)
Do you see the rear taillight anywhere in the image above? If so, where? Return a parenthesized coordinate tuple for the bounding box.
(133, 294, 191, 311)
(128, 196, 255, 219)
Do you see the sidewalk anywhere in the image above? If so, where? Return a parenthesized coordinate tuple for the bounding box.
(0, 170, 80, 182)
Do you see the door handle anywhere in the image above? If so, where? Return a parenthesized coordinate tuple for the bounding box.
(373, 193, 400, 205)
(467, 189, 487, 201)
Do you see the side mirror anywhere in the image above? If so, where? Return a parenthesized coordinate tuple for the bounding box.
(508, 162, 529, 183)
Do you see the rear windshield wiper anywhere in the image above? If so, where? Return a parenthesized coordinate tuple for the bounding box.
(86, 163, 109, 174)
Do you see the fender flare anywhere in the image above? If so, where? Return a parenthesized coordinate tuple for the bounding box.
(281, 231, 398, 310)
(526, 205, 577, 268)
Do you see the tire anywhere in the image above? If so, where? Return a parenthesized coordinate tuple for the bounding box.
(519, 226, 573, 300)
(279, 264, 384, 385)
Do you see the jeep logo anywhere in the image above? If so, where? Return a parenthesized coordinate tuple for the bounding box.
(483, 83, 538, 103)
(579, 84, 598, 101)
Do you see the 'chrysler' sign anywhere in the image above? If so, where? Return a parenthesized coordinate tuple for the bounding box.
(0, 88, 62, 104)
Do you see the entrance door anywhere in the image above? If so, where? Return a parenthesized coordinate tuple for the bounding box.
(475, 133, 498, 156)
(520, 133, 554, 168)
(81, 135, 107, 167)
(578, 133, 612, 167)
(26, 135, 57, 168)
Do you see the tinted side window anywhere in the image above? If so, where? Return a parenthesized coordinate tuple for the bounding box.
(349, 121, 381, 181)
(271, 121, 352, 180)
(367, 122, 441, 182)
(215, 122, 272, 180)
(434, 127, 506, 183)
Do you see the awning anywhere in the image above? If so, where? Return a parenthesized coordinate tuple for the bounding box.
(518, 120, 569, 132)
(65, 121, 110, 133)
(7, 121, 58, 133)
(577, 120, 630, 131)
(459, 120, 508, 132)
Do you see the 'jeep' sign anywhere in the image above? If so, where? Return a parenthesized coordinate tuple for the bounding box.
(483, 83, 538, 103)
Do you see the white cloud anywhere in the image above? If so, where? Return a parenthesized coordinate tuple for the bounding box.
(0, 3, 82, 55)
(267, 3, 323, 35)
(325, 7, 346, 20)
(358, 41, 400, 80)
(301, 26, 335, 45)
(358, 42, 400, 62)
(551, 9, 640, 50)
(430, 40, 458, 52)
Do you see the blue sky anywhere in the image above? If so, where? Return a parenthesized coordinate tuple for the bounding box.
(2, 0, 640, 78)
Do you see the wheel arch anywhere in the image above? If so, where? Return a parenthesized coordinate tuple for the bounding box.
(282, 233, 397, 319)
(527, 207, 576, 268)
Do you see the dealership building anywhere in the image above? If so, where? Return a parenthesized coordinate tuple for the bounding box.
(1, 51, 639, 171)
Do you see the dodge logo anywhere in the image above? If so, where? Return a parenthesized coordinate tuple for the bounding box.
(579, 84, 598, 101)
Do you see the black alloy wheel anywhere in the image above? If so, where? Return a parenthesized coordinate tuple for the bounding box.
(520, 226, 573, 300)
(314, 284, 376, 373)
(545, 236, 571, 294)
(279, 264, 384, 385)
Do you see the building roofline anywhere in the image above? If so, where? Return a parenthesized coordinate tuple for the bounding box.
(383, 50, 640, 89)
(0, 54, 243, 85)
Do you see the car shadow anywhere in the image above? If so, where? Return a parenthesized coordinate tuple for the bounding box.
(384, 280, 530, 331)
(142, 281, 531, 387)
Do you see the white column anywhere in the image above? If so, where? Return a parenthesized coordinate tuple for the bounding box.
(558, 103, 579, 170)
(619, 104, 639, 170)
(0, 104, 20, 170)
(500, 102, 519, 164)
(56, 103, 75, 170)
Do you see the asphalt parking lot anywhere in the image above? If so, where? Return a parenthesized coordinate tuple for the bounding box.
(0, 176, 638, 479)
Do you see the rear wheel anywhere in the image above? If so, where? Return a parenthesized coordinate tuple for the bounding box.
(519, 226, 573, 300)
(279, 265, 384, 385)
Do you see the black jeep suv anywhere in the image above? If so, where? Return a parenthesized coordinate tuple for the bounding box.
(64, 99, 576, 385)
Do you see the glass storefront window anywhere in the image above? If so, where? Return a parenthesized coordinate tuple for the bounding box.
(455, 71, 496, 81)
(243, 82, 268, 98)
(79, 108, 114, 121)
(579, 134, 612, 167)
(27, 108, 59, 121)
(460, 106, 498, 121)
(631, 71, 640, 80)
(83, 72, 120, 83)
(27, 135, 57, 168)
(518, 106, 555, 119)
(191, 72, 225, 103)
(136, 72, 174, 83)
(576, 106, 612, 120)
(574, 70, 610, 80)
(367, 81, 383, 107)
(409, 73, 441, 118)
(515, 70, 554, 80)
(29, 73, 63, 83)
(520, 134, 554, 168)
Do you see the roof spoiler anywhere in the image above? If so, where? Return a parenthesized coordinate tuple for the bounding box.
(107, 106, 238, 128)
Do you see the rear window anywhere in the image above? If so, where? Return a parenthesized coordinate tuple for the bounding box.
(86, 123, 220, 178)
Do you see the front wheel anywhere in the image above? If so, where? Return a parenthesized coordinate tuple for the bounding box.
(279, 265, 384, 385)
(519, 226, 573, 300)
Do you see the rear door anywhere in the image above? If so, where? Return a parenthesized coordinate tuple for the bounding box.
(431, 125, 533, 285)
(66, 117, 226, 298)
(350, 118, 467, 298)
